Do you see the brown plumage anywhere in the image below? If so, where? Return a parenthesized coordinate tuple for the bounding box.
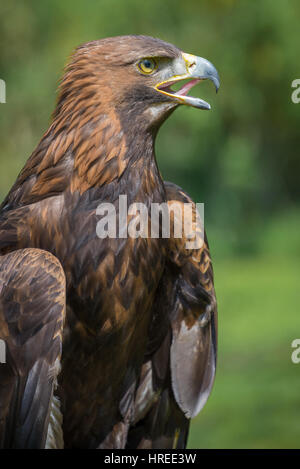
(0, 35, 219, 448)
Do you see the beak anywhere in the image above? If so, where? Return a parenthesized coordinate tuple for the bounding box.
(155, 52, 220, 110)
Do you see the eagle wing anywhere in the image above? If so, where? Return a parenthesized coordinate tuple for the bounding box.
(127, 182, 217, 448)
(0, 248, 65, 448)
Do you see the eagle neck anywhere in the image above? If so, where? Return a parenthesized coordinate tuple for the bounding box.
(64, 107, 162, 201)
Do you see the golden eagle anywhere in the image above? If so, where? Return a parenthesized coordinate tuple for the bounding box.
(0, 36, 219, 449)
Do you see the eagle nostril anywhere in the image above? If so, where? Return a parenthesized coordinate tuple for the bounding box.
(188, 61, 196, 73)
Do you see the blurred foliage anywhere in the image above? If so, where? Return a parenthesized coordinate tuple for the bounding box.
(0, 0, 300, 448)
(1, 0, 300, 255)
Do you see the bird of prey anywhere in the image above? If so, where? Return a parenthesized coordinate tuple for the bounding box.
(0, 35, 219, 449)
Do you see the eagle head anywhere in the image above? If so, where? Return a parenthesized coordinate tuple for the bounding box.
(56, 35, 220, 132)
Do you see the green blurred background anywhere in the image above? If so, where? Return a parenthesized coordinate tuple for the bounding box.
(1, 0, 299, 448)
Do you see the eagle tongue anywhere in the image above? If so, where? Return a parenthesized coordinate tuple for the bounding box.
(176, 78, 200, 96)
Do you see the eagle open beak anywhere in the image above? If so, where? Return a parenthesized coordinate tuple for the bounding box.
(155, 53, 220, 110)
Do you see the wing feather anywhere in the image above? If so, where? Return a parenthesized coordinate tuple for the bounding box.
(128, 181, 217, 447)
(165, 181, 217, 418)
(0, 248, 65, 448)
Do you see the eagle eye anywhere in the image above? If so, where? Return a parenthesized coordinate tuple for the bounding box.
(137, 58, 158, 75)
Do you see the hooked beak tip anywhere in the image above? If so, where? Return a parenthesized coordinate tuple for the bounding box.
(212, 75, 220, 94)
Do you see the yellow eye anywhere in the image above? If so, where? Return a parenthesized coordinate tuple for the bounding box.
(138, 58, 157, 74)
